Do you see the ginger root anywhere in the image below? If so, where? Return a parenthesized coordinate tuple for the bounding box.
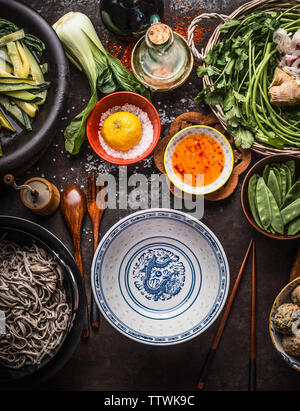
(269, 68, 300, 106)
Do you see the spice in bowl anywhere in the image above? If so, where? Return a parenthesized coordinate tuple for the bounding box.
(164, 125, 234, 196)
(98, 103, 154, 159)
(171, 133, 225, 187)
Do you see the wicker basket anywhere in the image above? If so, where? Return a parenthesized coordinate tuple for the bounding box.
(188, 0, 300, 157)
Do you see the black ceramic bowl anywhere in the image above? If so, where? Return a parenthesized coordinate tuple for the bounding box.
(0, 216, 85, 389)
(0, 0, 69, 177)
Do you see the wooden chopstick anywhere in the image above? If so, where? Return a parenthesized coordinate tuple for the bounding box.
(249, 241, 256, 391)
(197, 239, 254, 390)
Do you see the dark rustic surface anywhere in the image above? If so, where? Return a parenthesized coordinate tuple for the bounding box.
(1, 0, 300, 391)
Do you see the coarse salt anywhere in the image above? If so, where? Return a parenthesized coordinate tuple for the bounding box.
(98, 103, 154, 159)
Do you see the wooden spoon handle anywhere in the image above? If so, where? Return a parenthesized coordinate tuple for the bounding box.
(74, 246, 84, 281)
(290, 242, 300, 282)
(73, 242, 90, 338)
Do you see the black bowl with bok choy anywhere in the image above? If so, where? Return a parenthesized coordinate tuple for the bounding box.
(0, 0, 68, 176)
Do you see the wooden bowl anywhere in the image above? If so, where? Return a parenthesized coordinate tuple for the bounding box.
(241, 155, 300, 240)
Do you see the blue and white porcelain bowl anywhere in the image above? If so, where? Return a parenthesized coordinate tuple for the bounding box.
(269, 277, 300, 372)
(91, 209, 230, 345)
(164, 126, 234, 195)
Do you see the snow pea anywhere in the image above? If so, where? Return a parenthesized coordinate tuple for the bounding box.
(281, 198, 300, 225)
(248, 173, 263, 229)
(262, 164, 270, 184)
(267, 169, 282, 208)
(266, 186, 284, 234)
(286, 160, 296, 184)
(288, 216, 300, 236)
(256, 177, 272, 229)
(281, 163, 292, 192)
(281, 180, 300, 209)
(279, 167, 287, 199)
(270, 163, 281, 170)
(272, 166, 282, 193)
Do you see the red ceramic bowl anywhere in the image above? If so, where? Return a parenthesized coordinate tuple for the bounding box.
(87, 92, 161, 165)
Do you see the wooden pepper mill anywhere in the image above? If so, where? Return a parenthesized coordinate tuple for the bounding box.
(3, 174, 60, 216)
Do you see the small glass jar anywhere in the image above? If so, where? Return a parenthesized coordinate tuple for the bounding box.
(131, 21, 194, 91)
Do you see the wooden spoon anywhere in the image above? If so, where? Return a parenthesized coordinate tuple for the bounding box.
(61, 185, 89, 339)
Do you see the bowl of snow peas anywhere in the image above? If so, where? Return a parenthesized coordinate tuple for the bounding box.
(241, 155, 300, 240)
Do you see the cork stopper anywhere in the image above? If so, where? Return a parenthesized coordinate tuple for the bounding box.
(148, 23, 170, 45)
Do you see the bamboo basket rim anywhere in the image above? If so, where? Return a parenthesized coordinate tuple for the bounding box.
(188, 0, 300, 157)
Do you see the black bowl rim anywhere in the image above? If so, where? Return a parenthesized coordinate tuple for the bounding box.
(0, 0, 69, 176)
(241, 154, 300, 241)
(0, 215, 85, 389)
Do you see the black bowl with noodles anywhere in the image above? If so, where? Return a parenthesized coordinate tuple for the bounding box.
(0, 216, 86, 389)
(0, 0, 69, 177)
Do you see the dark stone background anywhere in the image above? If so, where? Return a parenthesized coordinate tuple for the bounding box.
(0, 0, 300, 391)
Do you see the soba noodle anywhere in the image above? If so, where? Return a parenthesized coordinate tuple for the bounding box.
(0, 234, 71, 369)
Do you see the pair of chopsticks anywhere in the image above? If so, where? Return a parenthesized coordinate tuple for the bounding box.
(197, 239, 256, 391)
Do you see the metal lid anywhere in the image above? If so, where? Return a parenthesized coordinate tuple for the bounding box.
(21, 180, 50, 209)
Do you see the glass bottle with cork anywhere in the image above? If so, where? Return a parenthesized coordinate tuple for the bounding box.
(131, 19, 194, 91)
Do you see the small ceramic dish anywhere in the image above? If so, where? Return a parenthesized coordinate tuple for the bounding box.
(86, 91, 161, 165)
(241, 154, 300, 240)
(163, 125, 234, 195)
(269, 277, 300, 372)
(91, 209, 230, 345)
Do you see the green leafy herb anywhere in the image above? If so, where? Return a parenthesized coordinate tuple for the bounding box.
(195, 8, 300, 149)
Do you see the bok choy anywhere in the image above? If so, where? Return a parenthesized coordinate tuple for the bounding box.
(53, 12, 151, 155)
(0, 19, 49, 157)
